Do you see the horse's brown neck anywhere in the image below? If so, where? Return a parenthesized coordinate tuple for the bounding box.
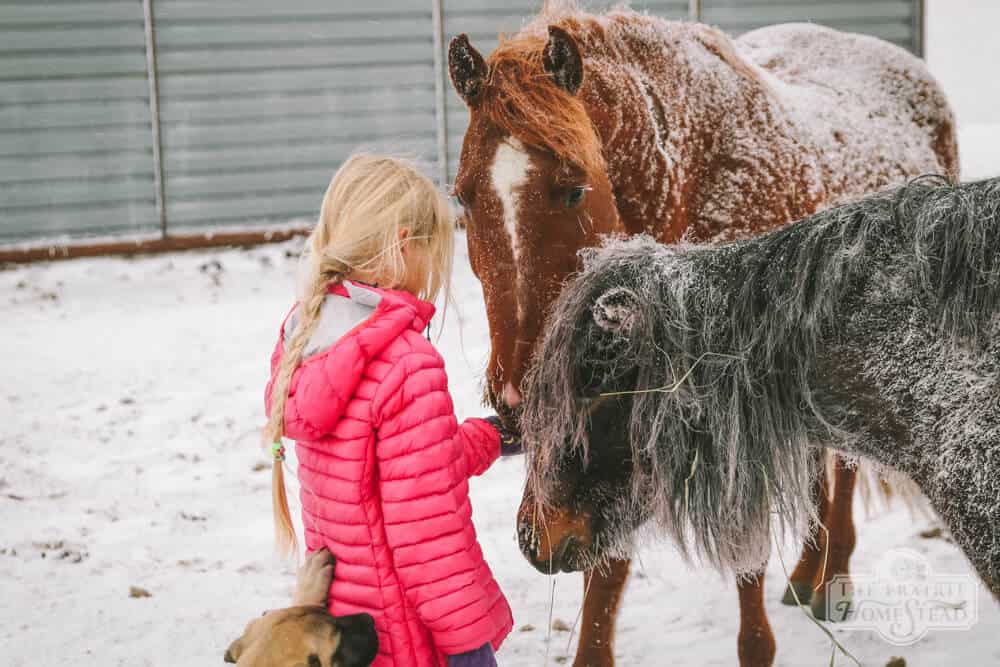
(583, 65, 697, 242)
(577, 19, 815, 243)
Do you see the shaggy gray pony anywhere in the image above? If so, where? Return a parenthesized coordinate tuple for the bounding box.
(521, 176, 1000, 595)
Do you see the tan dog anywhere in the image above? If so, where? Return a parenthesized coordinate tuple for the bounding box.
(225, 549, 378, 666)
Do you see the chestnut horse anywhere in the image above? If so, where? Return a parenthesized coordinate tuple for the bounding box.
(448, 5, 957, 666)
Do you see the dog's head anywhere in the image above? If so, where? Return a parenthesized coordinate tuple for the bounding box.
(227, 549, 377, 666)
(224, 606, 378, 667)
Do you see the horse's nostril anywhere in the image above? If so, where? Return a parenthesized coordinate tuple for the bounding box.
(517, 522, 537, 556)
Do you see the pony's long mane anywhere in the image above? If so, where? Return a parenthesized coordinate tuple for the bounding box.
(522, 176, 1000, 573)
(480, 3, 605, 172)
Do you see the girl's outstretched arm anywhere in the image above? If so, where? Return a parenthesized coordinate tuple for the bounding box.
(454, 416, 502, 477)
(372, 352, 505, 656)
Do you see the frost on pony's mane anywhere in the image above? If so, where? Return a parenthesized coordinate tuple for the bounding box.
(521, 176, 1000, 575)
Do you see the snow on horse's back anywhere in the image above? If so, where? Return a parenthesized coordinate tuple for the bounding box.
(738, 22, 959, 196)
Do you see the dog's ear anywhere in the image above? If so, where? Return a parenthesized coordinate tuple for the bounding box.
(333, 614, 379, 667)
(223, 637, 241, 663)
(224, 616, 259, 664)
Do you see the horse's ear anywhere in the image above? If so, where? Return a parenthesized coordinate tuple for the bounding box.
(593, 287, 639, 334)
(448, 34, 488, 106)
(543, 25, 584, 95)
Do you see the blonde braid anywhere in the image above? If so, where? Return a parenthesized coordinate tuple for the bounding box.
(264, 259, 347, 557)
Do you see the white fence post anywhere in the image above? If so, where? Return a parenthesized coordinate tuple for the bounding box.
(431, 0, 450, 187)
(914, 0, 925, 57)
(141, 0, 167, 237)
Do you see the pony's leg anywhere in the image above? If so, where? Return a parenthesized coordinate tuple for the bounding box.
(781, 449, 830, 606)
(810, 457, 857, 621)
(573, 558, 630, 667)
(737, 569, 776, 667)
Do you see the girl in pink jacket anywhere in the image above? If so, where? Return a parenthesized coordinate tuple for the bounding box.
(263, 154, 516, 667)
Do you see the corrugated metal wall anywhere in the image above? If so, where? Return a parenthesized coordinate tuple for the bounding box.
(703, 0, 920, 50)
(0, 1, 158, 241)
(0, 0, 922, 244)
(152, 0, 439, 231)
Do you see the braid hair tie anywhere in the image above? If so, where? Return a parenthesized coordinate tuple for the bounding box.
(271, 441, 286, 462)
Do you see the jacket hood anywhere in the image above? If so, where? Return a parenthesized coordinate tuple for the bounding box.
(266, 282, 436, 442)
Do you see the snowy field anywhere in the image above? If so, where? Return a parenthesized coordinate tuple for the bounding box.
(2, 128, 998, 666)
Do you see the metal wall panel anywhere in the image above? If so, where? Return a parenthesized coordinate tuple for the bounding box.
(0, 0, 921, 244)
(701, 0, 919, 50)
(0, 0, 157, 242)
(151, 0, 438, 231)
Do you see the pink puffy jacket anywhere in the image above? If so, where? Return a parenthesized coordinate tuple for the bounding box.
(265, 281, 513, 667)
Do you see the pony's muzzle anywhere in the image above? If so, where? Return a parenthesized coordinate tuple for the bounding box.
(516, 492, 594, 574)
(520, 529, 585, 574)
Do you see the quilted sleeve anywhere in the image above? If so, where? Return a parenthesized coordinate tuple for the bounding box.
(455, 417, 501, 477)
(372, 352, 502, 656)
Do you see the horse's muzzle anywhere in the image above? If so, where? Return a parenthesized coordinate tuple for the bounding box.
(520, 532, 584, 574)
(516, 493, 594, 574)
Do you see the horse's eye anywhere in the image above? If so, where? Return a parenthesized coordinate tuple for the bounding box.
(566, 186, 586, 208)
(453, 192, 466, 209)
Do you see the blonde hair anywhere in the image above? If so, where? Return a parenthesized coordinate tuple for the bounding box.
(264, 153, 454, 556)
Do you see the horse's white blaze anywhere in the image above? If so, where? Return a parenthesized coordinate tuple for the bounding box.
(490, 137, 533, 325)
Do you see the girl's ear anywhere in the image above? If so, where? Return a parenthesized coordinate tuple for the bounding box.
(398, 227, 412, 261)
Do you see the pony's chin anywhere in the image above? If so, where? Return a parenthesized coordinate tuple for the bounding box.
(524, 556, 585, 575)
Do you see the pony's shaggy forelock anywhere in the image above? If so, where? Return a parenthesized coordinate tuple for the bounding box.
(521, 176, 1000, 574)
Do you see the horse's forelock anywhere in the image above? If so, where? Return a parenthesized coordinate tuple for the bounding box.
(520, 238, 659, 507)
(479, 21, 604, 175)
(520, 254, 605, 505)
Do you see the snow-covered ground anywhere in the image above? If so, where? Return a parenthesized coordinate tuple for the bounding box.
(957, 125, 1000, 182)
(2, 127, 998, 667)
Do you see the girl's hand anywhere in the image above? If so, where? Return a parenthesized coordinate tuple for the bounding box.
(484, 416, 522, 456)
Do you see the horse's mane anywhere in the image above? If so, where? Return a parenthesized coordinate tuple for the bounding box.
(480, 2, 771, 176)
(521, 176, 1000, 573)
(482, 3, 605, 172)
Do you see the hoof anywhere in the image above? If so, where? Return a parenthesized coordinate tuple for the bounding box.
(811, 587, 853, 622)
(780, 580, 813, 606)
